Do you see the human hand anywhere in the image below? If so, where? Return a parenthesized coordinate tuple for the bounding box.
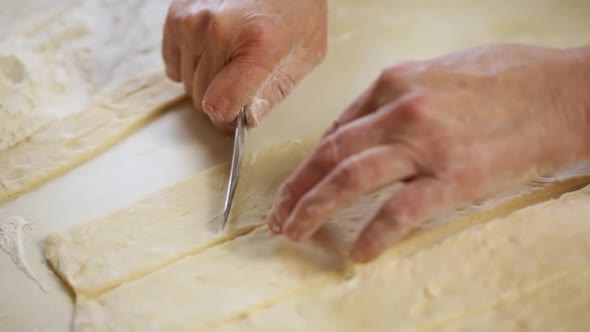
(267, 44, 590, 263)
(162, 0, 327, 130)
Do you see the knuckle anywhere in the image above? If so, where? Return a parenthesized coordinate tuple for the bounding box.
(375, 69, 397, 89)
(380, 201, 413, 226)
(169, 8, 216, 45)
(316, 136, 342, 167)
(402, 98, 427, 121)
(372, 63, 414, 107)
(448, 167, 476, 187)
(378, 62, 413, 87)
(326, 120, 343, 135)
(395, 93, 431, 123)
(242, 20, 277, 44)
(333, 157, 365, 189)
(296, 196, 321, 221)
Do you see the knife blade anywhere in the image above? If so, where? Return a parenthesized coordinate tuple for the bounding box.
(221, 107, 246, 230)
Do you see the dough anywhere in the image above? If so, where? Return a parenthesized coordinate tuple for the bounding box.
(73, 227, 349, 331)
(0, 0, 184, 203)
(210, 185, 590, 332)
(440, 270, 590, 332)
(46, 134, 590, 331)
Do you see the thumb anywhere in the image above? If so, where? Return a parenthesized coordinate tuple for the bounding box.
(202, 58, 273, 129)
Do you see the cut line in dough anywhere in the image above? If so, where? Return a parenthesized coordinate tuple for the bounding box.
(45, 137, 318, 299)
(209, 185, 590, 332)
(65, 170, 590, 332)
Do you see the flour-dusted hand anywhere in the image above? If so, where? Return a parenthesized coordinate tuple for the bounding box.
(267, 44, 590, 263)
(162, 0, 327, 130)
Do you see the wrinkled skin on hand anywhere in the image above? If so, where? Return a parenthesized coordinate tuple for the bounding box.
(162, 0, 327, 130)
(267, 44, 590, 263)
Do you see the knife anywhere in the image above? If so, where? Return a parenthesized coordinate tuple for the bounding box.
(221, 107, 247, 230)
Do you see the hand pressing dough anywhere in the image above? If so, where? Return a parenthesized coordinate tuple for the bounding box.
(211, 185, 590, 332)
(0, 0, 184, 203)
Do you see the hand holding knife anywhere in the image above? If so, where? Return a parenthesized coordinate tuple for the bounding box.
(221, 107, 247, 230)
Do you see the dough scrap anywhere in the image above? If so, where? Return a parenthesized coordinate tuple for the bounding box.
(211, 185, 590, 332)
(0, 0, 184, 203)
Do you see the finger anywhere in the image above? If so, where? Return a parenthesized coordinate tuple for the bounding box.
(193, 49, 219, 112)
(178, 9, 211, 57)
(282, 145, 417, 241)
(202, 57, 275, 128)
(162, 31, 181, 82)
(350, 177, 458, 263)
(193, 52, 236, 133)
(192, 57, 210, 111)
(180, 48, 196, 96)
(267, 109, 388, 234)
(322, 84, 376, 138)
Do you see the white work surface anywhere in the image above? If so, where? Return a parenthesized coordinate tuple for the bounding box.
(1, 1, 590, 331)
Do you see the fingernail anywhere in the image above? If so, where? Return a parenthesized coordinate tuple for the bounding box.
(267, 212, 282, 234)
(269, 220, 282, 234)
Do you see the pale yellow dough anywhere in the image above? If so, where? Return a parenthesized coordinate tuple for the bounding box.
(211, 185, 590, 332)
(46, 134, 590, 331)
(0, 0, 184, 203)
(45, 138, 319, 298)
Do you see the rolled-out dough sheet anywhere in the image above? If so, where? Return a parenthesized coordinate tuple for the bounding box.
(0, 0, 184, 203)
(46, 134, 590, 330)
(45, 138, 318, 298)
(73, 227, 349, 331)
(211, 185, 590, 332)
(440, 269, 590, 332)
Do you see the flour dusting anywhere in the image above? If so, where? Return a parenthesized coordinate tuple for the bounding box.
(0, 216, 45, 291)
